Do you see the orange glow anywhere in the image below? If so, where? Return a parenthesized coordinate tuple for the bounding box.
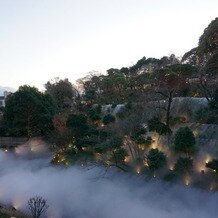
(136, 168, 140, 174)
(124, 156, 131, 163)
(184, 174, 191, 186)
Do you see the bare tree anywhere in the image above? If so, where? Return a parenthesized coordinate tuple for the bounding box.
(27, 196, 49, 218)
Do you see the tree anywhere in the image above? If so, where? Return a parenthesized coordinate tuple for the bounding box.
(3, 86, 56, 137)
(27, 196, 49, 218)
(66, 114, 90, 150)
(96, 136, 128, 171)
(197, 18, 218, 100)
(146, 148, 166, 172)
(147, 117, 169, 135)
(174, 156, 193, 174)
(198, 18, 218, 60)
(174, 127, 195, 156)
(45, 78, 78, 111)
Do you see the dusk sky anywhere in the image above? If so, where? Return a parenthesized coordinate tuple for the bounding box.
(0, 0, 217, 90)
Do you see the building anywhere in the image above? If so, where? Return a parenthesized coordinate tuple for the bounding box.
(0, 91, 11, 107)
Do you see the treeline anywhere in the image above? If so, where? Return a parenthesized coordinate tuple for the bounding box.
(0, 18, 217, 189)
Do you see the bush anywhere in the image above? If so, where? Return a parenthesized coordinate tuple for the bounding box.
(174, 127, 195, 155)
(174, 156, 193, 174)
(148, 117, 169, 135)
(163, 171, 178, 182)
(195, 107, 209, 123)
(147, 148, 166, 171)
(103, 114, 116, 125)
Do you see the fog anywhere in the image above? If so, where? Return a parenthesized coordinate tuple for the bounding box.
(0, 150, 217, 218)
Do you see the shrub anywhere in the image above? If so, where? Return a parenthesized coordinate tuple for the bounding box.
(147, 149, 166, 171)
(103, 114, 116, 125)
(174, 156, 193, 174)
(174, 127, 195, 155)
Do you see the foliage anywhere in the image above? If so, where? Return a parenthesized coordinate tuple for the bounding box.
(198, 17, 218, 56)
(195, 107, 210, 123)
(147, 148, 166, 171)
(174, 157, 193, 174)
(163, 171, 178, 182)
(174, 127, 196, 155)
(147, 117, 169, 135)
(209, 89, 218, 110)
(206, 159, 218, 172)
(45, 78, 78, 111)
(3, 86, 56, 137)
(88, 105, 102, 122)
(103, 114, 116, 125)
(66, 114, 89, 137)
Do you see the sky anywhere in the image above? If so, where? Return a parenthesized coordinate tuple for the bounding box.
(0, 0, 217, 90)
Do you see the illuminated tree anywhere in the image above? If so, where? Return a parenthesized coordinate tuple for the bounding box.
(147, 148, 166, 172)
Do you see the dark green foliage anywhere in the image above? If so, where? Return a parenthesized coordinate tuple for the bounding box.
(148, 117, 169, 135)
(195, 107, 209, 123)
(198, 17, 218, 56)
(205, 53, 218, 76)
(3, 85, 56, 137)
(174, 157, 193, 174)
(45, 78, 77, 111)
(130, 125, 147, 141)
(144, 136, 153, 146)
(111, 103, 117, 109)
(147, 149, 166, 171)
(104, 136, 123, 149)
(163, 171, 178, 182)
(0, 212, 10, 218)
(103, 114, 116, 125)
(88, 105, 102, 122)
(66, 114, 89, 138)
(209, 89, 218, 110)
(174, 127, 196, 155)
(206, 159, 218, 172)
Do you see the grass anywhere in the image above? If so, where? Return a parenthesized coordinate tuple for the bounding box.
(0, 212, 10, 218)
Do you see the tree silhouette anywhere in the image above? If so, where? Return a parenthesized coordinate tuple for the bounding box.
(27, 196, 49, 218)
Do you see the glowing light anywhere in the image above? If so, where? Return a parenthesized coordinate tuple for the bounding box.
(4, 149, 8, 152)
(136, 168, 140, 174)
(143, 161, 148, 167)
(168, 164, 174, 171)
(210, 184, 214, 191)
(151, 141, 157, 149)
(193, 130, 199, 137)
(205, 155, 212, 164)
(184, 174, 191, 186)
(124, 156, 131, 163)
(13, 200, 23, 210)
